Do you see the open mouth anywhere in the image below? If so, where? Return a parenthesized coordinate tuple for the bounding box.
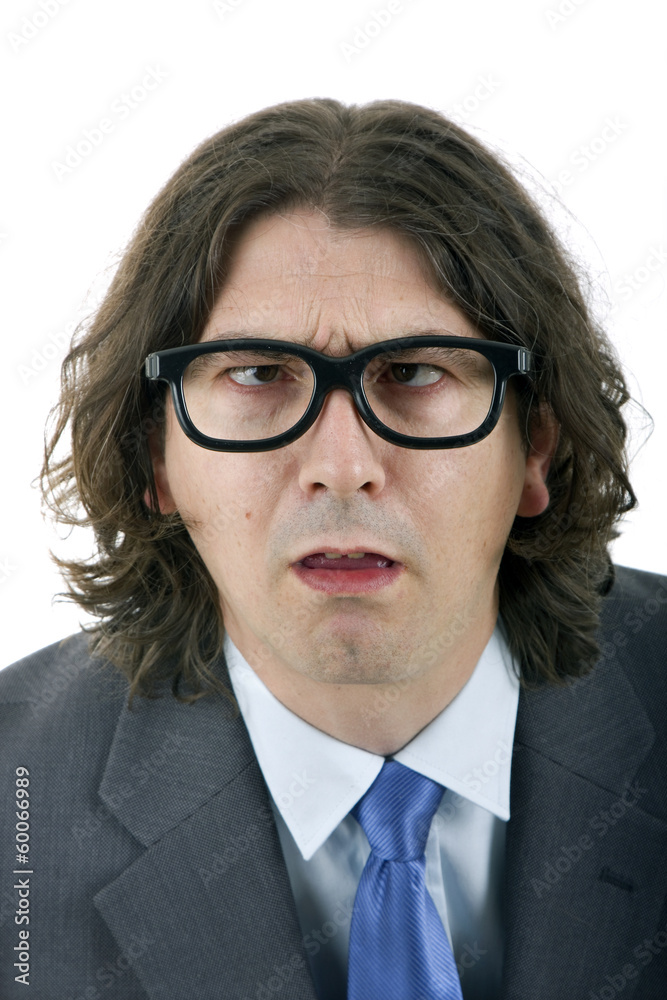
(292, 550, 402, 594)
(300, 552, 395, 570)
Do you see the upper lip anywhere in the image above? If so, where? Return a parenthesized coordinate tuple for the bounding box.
(292, 544, 399, 564)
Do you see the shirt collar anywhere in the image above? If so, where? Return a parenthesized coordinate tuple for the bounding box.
(225, 625, 519, 861)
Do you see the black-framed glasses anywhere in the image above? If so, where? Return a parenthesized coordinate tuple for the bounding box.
(144, 336, 534, 452)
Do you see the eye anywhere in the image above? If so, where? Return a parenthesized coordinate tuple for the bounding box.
(389, 363, 444, 386)
(227, 365, 283, 385)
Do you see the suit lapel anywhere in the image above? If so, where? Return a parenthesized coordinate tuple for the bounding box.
(92, 673, 318, 999)
(502, 653, 667, 999)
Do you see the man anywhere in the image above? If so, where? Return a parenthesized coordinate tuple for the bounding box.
(1, 98, 665, 999)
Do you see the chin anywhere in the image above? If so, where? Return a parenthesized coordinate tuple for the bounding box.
(284, 628, 421, 687)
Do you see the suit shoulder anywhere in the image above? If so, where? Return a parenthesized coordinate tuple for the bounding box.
(0, 632, 129, 745)
(2, 632, 87, 698)
(607, 563, 667, 604)
(601, 564, 667, 732)
(1, 631, 124, 699)
(601, 564, 667, 654)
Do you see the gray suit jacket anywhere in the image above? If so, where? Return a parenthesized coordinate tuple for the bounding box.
(1, 565, 666, 999)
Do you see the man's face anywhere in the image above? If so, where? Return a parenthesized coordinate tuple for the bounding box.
(153, 210, 546, 689)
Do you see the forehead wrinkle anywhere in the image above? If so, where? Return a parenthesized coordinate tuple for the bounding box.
(202, 291, 476, 353)
(301, 292, 385, 355)
(203, 213, 480, 352)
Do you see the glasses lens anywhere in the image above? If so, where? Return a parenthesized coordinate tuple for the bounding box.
(183, 349, 314, 441)
(363, 345, 495, 438)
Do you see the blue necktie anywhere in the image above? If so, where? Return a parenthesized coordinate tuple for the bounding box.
(347, 759, 464, 1000)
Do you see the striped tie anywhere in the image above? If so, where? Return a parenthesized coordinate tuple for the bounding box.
(347, 759, 464, 1000)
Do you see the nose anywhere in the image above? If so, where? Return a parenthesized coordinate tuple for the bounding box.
(297, 388, 386, 499)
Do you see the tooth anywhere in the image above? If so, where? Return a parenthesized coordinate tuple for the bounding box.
(347, 552, 366, 559)
(324, 553, 342, 559)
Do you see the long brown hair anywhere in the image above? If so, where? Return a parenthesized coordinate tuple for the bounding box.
(41, 98, 636, 702)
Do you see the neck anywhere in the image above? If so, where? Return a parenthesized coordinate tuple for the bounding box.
(230, 610, 497, 756)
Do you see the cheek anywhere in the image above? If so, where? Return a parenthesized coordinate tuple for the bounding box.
(164, 441, 290, 574)
(398, 430, 526, 556)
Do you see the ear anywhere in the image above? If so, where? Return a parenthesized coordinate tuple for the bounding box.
(516, 404, 559, 518)
(143, 429, 177, 515)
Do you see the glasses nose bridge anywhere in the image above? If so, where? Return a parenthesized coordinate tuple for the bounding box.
(312, 352, 367, 414)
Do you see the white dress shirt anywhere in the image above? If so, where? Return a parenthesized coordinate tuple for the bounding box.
(226, 626, 520, 1000)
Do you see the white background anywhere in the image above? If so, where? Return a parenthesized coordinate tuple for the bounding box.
(1, 0, 665, 667)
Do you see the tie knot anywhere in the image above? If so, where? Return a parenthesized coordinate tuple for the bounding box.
(352, 760, 444, 861)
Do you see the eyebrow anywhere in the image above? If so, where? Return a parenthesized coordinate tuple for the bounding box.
(381, 344, 486, 364)
(198, 328, 474, 345)
(199, 331, 272, 343)
(187, 347, 299, 375)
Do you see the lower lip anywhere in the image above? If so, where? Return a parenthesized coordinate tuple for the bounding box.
(291, 562, 403, 595)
